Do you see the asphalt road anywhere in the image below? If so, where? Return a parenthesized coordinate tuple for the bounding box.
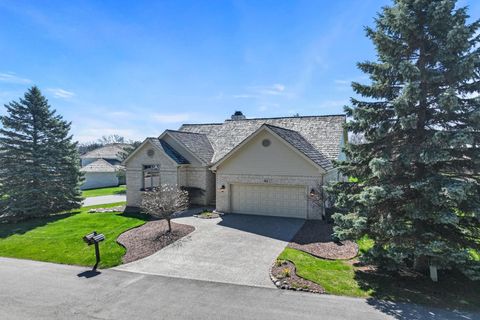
(0, 258, 478, 320)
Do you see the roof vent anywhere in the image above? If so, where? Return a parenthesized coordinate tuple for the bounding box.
(231, 111, 246, 121)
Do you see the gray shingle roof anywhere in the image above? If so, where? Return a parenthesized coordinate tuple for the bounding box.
(165, 130, 214, 164)
(147, 138, 190, 164)
(178, 115, 345, 167)
(81, 143, 130, 160)
(80, 159, 118, 173)
(265, 124, 333, 169)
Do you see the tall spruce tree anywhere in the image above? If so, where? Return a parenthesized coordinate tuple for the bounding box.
(329, 0, 480, 280)
(0, 86, 83, 220)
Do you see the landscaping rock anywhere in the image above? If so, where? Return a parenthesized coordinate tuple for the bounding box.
(88, 206, 125, 213)
(270, 260, 325, 294)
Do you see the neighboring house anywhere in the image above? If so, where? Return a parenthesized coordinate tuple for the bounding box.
(124, 112, 346, 219)
(80, 144, 129, 190)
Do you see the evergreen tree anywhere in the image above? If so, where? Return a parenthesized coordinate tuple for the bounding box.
(0, 86, 83, 220)
(329, 0, 480, 279)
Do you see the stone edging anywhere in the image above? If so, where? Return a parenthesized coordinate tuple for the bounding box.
(269, 261, 324, 294)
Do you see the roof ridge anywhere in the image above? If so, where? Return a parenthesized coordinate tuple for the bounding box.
(180, 122, 223, 126)
(263, 123, 299, 133)
(224, 114, 346, 122)
(166, 129, 208, 135)
(180, 114, 345, 127)
(85, 158, 115, 167)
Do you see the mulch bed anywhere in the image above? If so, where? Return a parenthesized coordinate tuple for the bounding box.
(271, 260, 325, 293)
(288, 220, 358, 260)
(117, 220, 195, 263)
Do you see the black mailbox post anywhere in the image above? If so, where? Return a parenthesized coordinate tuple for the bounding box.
(83, 231, 105, 270)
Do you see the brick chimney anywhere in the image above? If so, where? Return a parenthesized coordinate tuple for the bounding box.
(230, 111, 246, 120)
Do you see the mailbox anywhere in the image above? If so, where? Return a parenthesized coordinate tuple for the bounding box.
(83, 232, 97, 245)
(93, 234, 105, 243)
(83, 231, 105, 270)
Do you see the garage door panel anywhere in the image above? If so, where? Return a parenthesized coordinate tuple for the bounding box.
(231, 184, 307, 218)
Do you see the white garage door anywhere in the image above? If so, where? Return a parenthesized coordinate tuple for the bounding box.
(231, 184, 307, 219)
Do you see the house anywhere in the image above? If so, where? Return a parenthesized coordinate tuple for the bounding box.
(123, 112, 346, 219)
(80, 144, 129, 190)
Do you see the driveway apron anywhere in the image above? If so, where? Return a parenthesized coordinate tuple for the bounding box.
(114, 211, 304, 287)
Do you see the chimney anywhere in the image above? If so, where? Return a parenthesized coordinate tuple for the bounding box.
(230, 111, 246, 121)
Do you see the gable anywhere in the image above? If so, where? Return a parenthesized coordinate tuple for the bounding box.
(124, 139, 178, 169)
(216, 130, 320, 176)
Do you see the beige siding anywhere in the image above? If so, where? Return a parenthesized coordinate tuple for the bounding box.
(217, 130, 319, 176)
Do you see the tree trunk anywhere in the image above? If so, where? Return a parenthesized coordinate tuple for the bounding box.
(167, 218, 172, 233)
(413, 255, 429, 273)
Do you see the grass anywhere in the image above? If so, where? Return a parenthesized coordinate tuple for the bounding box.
(278, 246, 480, 310)
(278, 247, 370, 297)
(0, 202, 148, 268)
(82, 185, 126, 198)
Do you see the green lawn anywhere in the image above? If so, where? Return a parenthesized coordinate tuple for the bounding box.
(279, 247, 480, 310)
(82, 185, 126, 198)
(0, 202, 147, 268)
(279, 247, 369, 297)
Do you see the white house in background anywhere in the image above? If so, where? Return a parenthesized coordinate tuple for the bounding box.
(123, 112, 346, 220)
(80, 144, 129, 190)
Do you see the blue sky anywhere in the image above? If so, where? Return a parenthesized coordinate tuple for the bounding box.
(1, 0, 479, 142)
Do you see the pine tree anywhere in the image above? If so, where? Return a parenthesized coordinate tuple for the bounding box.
(329, 0, 480, 280)
(0, 86, 83, 220)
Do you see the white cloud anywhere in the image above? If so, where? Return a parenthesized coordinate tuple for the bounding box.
(0, 72, 32, 84)
(108, 111, 135, 118)
(47, 88, 75, 99)
(233, 83, 291, 99)
(252, 83, 286, 96)
(232, 94, 255, 99)
(258, 105, 268, 112)
(334, 79, 350, 85)
(152, 113, 192, 123)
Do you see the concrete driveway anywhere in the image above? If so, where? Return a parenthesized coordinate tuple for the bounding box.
(115, 210, 304, 287)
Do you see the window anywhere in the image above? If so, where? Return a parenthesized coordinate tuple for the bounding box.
(142, 164, 160, 190)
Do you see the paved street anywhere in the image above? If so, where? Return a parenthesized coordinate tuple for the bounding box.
(82, 194, 126, 206)
(0, 257, 478, 320)
(116, 211, 303, 287)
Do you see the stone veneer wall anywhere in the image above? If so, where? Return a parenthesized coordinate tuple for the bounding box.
(215, 173, 324, 220)
(125, 141, 179, 208)
(186, 167, 212, 205)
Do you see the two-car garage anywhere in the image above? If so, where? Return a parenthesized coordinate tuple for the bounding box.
(230, 184, 308, 219)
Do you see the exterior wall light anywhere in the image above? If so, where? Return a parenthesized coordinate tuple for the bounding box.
(219, 184, 226, 192)
(310, 188, 316, 197)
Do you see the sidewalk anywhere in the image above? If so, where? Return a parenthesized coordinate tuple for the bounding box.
(83, 194, 126, 206)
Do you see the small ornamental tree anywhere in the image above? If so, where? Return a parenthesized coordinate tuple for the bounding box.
(0, 86, 83, 220)
(328, 0, 480, 280)
(141, 185, 189, 232)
